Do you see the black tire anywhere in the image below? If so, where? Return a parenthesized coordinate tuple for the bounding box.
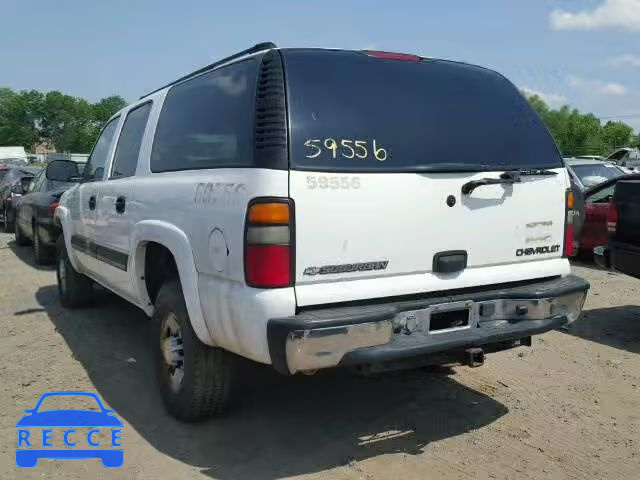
(14, 218, 30, 246)
(3, 206, 14, 233)
(33, 222, 54, 265)
(154, 279, 234, 421)
(56, 235, 93, 308)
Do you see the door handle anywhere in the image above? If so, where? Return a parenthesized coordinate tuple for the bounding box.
(88, 196, 96, 210)
(115, 196, 126, 214)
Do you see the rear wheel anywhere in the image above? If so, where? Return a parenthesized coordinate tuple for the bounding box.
(14, 218, 30, 246)
(56, 235, 93, 308)
(154, 279, 234, 421)
(33, 222, 54, 264)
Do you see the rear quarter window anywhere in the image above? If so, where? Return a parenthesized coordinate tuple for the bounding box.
(284, 50, 562, 172)
(111, 102, 152, 179)
(151, 59, 257, 172)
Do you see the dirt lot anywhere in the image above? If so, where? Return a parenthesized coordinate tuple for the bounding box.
(0, 232, 639, 480)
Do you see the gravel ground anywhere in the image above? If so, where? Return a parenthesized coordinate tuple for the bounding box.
(0, 231, 639, 480)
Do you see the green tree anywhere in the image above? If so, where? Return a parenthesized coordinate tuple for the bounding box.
(524, 93, 635, 156)
(93, 96, 127, 124)
(0, 87, 127, 152)
(0, 89, 43, 149)
(601, 121, 633, 150)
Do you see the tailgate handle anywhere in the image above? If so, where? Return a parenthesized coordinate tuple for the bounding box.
(433, 250, 468, 273)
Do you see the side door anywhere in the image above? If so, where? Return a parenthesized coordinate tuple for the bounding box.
(583, 182, 616, 252)
(71, 116, 121, 277)
(18, 170, 44, 237)
(94, 102, 152, 300)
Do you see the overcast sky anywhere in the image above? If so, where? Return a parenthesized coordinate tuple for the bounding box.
(1, 0, 639, 129)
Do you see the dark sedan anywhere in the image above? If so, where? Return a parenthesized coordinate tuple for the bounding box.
(14, 160, 84, 264)
(0, 166, 39, 232)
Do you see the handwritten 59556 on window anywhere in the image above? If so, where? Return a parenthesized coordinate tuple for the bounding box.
(303, 139, 388, 162)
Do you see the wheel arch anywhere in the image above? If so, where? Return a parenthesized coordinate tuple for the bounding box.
(53, 206, 82, 272)
(131, 220, 215, 346)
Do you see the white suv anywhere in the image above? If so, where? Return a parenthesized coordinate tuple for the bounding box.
(51, 43, 589, 421)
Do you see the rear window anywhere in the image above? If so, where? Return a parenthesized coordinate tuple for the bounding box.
(571, 163, 623, 186)
(151, 59, 257, 173)
(284, 50, 562, 172)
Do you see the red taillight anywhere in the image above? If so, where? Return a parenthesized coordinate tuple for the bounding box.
(244, 199, 294, 288)
(607, 201, 618, 234)
(48, 202, 59, 217)
(364, 50, 422, 61)
(564, 189, 574, 257)
(564, 223, 574, 257)
(245, 245, 291, 287)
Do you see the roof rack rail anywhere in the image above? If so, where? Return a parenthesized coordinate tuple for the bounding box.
(139, 42, 277, 99)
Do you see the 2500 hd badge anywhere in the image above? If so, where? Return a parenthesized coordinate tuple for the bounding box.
(516, 245, 561, 256)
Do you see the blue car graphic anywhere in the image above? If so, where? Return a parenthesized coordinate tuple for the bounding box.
(16, 391, 123, 468)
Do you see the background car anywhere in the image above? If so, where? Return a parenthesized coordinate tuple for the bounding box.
(594, 177, 640, 280)
(577, 173, 640, 258)
(14, 160, 84, 263)
(565, 158, 625, 190)
(574, 155, 605, 161)
(605, 147, 640, 169)
(0, 166, 40, 233)
(14, 160, 84, 262)
(0, 159, 33, 182)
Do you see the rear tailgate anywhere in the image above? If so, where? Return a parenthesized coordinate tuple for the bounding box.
(283, 49, 570, 306)
(613, 179, 640, 245)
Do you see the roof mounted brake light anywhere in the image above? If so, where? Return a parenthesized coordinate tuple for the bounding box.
(364, 50, 422, 62)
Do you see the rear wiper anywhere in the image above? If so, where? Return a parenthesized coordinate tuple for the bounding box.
(462, 168, 559, 195)
(516, 168, 558, 176)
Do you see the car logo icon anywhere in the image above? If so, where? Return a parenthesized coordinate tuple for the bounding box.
(16, 391, 123, 468)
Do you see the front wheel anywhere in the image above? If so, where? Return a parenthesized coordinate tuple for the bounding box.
(154, 279, 235, 421)
(56, 236, 93, 308)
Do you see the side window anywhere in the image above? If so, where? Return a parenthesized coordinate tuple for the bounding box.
(111, 102, 152, 179)
(587, 185, 615, 204)
(83, 117, 120, 182)
(28, 171, 43, 193)
(150, 59, 257, 172)
(37, 173, 49, 192)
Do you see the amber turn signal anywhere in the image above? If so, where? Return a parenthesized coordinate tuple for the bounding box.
(248, 202, 290, 224)
(566, 191, 574, 209)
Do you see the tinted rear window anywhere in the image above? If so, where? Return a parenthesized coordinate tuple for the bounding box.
(284, 50, 562, 172)
(571, 164, 623, 184)
(151, 59, 257, 173)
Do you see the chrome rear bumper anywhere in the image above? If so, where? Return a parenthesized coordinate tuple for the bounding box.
(268, 275, 589, 375)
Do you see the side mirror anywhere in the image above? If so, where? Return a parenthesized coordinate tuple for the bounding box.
(46, 160, 81, 183)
